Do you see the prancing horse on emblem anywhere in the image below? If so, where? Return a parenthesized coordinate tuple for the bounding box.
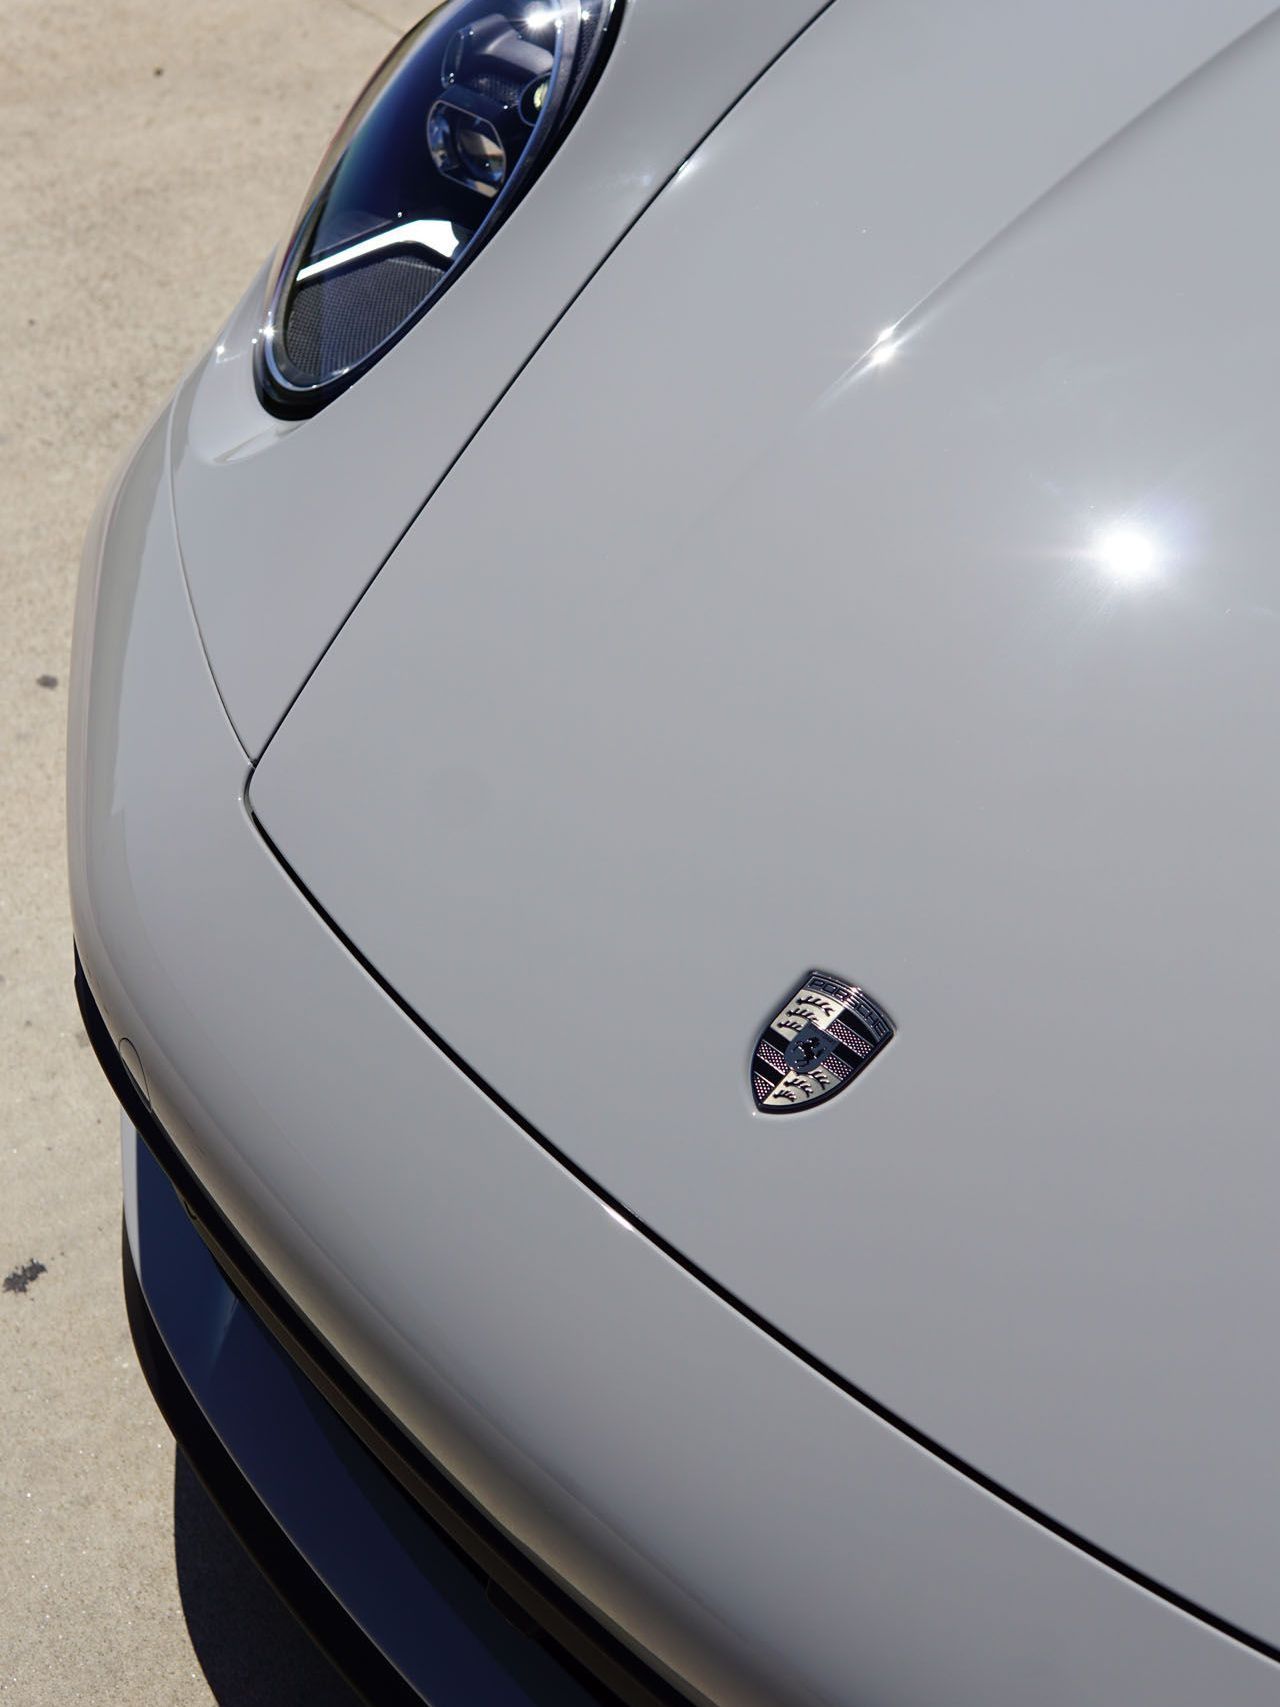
(752, 971, 893, 1113)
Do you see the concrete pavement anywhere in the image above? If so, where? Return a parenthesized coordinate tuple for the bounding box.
(0, 2, 418, 1699)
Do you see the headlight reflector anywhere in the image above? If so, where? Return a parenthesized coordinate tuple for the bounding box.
(258, 0, 618, 414)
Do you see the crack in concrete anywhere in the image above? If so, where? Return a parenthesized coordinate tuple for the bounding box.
(331, 0, 404, 37)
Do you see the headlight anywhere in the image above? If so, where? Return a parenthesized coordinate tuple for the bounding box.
(258, 0, 619, 415)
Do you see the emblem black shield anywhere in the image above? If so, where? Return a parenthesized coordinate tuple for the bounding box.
(752, 971, 893, 1114)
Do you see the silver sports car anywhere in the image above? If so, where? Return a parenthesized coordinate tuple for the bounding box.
(69, 1, 1280, 1702)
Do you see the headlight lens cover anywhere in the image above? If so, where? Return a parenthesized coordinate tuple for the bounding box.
(258, 0, 618, 414)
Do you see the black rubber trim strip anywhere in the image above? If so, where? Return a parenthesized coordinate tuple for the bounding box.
(77, 952, 689, 1707)
(121, 1220, 421, 1707)
(245, 825, 1280, 1671)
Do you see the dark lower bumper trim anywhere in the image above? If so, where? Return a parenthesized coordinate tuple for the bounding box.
(122, 1220, 420, 1707)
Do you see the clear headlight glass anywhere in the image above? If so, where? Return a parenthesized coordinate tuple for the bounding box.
(258, 0, 619, 415)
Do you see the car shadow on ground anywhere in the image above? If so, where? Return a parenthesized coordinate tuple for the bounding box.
(173, 1451, 362, 1706)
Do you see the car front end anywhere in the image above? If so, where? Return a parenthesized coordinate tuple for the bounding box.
(71, 2, 1280, 1702)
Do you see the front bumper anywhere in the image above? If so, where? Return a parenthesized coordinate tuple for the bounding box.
(69, 398, 1280, 1707)
(97, 952, 665, 1705)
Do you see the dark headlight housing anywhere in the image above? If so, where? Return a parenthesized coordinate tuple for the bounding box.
(257, 0, 619, 417)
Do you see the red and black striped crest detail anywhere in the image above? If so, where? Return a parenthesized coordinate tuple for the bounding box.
(752, 971, 893, 1114)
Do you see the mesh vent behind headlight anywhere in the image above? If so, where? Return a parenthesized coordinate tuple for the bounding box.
(283, 255, 446, 378)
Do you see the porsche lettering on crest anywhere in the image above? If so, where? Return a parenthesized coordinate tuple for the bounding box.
(752, 971, 893, 1114)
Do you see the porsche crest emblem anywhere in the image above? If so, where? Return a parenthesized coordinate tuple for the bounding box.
(752, 971, 893, 1114)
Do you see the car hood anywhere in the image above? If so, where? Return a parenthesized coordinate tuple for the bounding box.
(252, 0, 1280, 1654)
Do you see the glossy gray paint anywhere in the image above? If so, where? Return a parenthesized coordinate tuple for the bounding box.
(67, 376, 1280, 1706)
(169, 0, 834, 759)
(251, 0, 1280, 1652)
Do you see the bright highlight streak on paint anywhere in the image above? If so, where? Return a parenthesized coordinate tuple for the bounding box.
(1094, 528, 1158, 582)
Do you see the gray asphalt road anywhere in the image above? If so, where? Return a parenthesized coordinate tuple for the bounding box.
(1, 2, 417, 1699)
